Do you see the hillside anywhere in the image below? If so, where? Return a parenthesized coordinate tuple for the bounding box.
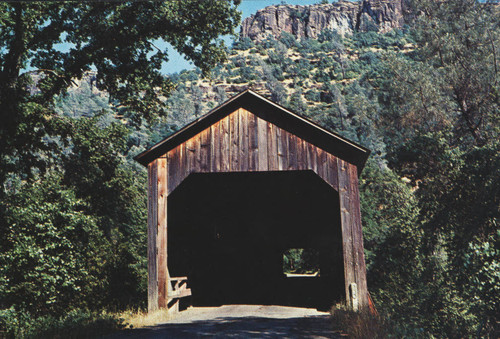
(52, 29, 413, 164)
(49, 1, 416, 160)
(146, 30, 414, 165)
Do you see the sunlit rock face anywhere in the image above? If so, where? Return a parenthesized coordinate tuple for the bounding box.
(241, 0, 409, 42)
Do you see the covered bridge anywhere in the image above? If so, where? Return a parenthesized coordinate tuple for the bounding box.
(135, 89, 371, 312)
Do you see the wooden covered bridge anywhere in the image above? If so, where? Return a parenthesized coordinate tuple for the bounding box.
(135, 89, 371, 312)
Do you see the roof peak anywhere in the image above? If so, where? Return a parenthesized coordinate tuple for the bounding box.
(134, 89, 370, 173)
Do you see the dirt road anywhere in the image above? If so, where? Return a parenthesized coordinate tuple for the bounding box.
(108, 305, 341, 338)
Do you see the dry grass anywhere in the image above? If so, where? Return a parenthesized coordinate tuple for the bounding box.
(117, 308, 171, 329)
(331, 303, 390, 339)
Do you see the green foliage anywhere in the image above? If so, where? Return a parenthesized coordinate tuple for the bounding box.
(359, 162, 429, 335)
(0, 307, 125, 339)
(359, 161, 421, 272)
(287, 88, 307, 114)
(0, 174, 110, 315)
(62, 114, 148, 309)
(368, 0, 500, 332)
(352, 30, 410, 49)
(236, 65, 258, 82)
(0, 1, 241, 185)
(54, 77, 109, 118)
(279, 32, 299, 49)
(305, 89, 320, 102)
(266, 80, 287, 105)
(318, 30, 341, 43)
(233, 36, 254, 51)
(428, 142, 500, 334)
(300, 38, 322, 54)
(380, 0, 499, 149)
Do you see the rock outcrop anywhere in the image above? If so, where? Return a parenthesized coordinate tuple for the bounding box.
(241, 0, 409, 42)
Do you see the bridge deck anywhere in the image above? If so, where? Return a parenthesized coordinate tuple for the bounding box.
(108, 305, 341, 338)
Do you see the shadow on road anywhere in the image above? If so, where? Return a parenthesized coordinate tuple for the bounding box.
(111, 315, 340, 338)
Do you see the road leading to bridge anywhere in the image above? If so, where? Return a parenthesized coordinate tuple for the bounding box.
(108, 305, 341, 338)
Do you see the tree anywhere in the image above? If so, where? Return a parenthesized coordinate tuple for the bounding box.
(215, 86, 228, 104)
(371, 2, 500, 335)
(266, 79, 287, 105)
(415, 0, 499, 146)
(359, 162, 426, 334)
(0, 1, 241, 183)
(381, 0, 499, 149)
(0, 1, 241, 331)
(165, 87, 197, 129)
(437, 142, 500, 334)
(288, 88, 307, 115)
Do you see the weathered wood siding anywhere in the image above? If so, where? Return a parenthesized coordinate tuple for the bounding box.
(147, 108, 369, 310)
(163, 109, 341, 194)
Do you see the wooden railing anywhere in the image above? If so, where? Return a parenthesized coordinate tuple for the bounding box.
(168, 276, 191, 312)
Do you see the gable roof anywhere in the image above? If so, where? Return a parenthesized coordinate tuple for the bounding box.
(134, 89, 370, 173)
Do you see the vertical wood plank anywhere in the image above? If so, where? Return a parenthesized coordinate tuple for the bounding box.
(230, 111, 239, 172)
(239, 109, 249, 171)
(157, 157, 168, 309)
(200, 128, 210, 172)
(257, 116, 268, 171)
(297, 138, 306, 170)
(337, 158, 356, 306)
(167, 149, 176, 195)
(186, 137, 196, 176)
(179, 143, 187, 184)
(147, 161, 158, 312)
(277, 128, 287, 171)
(212, 121, 221, 172)
(306, 142, 317, 173)
(330, 154, 339, 191)
(324, 154, 339, 190)
(248, 113, 258, 171)
(316, 148, 327, 179)
(210, 123, 217, 172)
(267, 122, 278, 171)
(288, 133, 298, 170)
(195, 132, 202, 173)
(220, 116, 230, 172)
(349, 163, 368, 308)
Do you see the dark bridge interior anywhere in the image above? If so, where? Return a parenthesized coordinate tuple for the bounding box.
(168, 170, 344, 311)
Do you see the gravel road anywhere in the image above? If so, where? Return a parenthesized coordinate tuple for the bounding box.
(107, 305, 341, 338)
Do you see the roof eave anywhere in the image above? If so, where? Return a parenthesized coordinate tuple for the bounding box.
(134, 89, 371, 173)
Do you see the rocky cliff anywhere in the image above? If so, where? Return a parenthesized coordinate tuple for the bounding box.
(241, 0, 409, 42)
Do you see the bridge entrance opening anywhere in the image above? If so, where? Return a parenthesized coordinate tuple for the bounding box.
(168, 170, 344, 310)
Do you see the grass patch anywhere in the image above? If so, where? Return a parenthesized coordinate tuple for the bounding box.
(1, 307, 174, 338)
(331, 303, 390, 339)
(117, 308, 170, 329)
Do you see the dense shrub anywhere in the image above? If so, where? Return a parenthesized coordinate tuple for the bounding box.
(279, 32, 299, 49)
(232, 37, 254, 51)
(0, 175, 110, 316)
(305, 89, 320, 102)
(0, 308, 125, 339)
